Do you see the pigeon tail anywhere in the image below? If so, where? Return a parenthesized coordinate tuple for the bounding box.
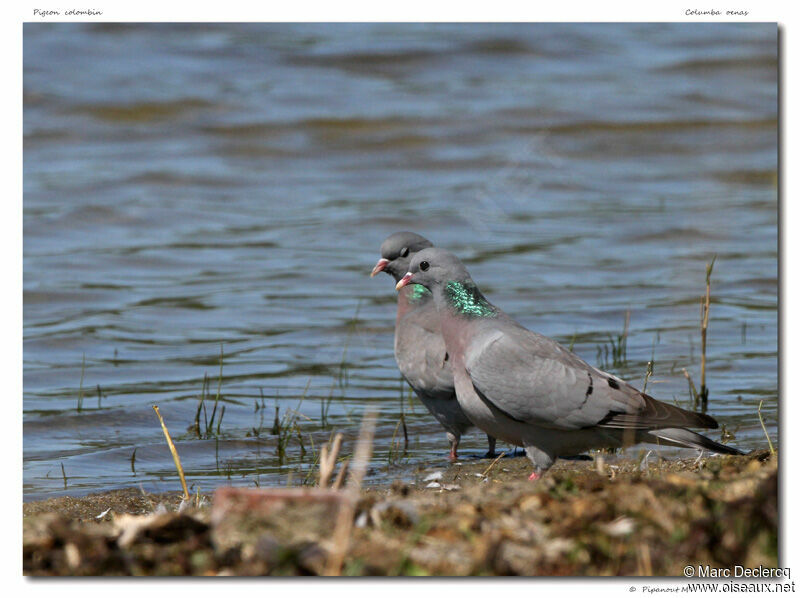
(597, 393, 719, 430)
(648, 427, 745, 455)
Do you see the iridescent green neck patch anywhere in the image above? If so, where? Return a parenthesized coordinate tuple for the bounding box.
(407, 283, 431, 304)
(444, 280, 497, 318)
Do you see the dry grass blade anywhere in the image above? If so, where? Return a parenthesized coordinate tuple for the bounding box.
(324, 410, 377, 576)
(636, 542, 653, 576)
(595, 453, 606, 476)
(332, 459, 349, 490)
(481, 452, 507, 477)
(318, 433, 344, 488)
(682, 368, 699, 408)
(758, 400, 775, 455)
(152, 405, 190, 501)
(642, 360, 654, 394)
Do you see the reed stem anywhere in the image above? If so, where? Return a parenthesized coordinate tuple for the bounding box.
(153, 405, 190, 501)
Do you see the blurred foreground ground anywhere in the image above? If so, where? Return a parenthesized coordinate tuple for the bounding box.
(23, 450, 776, 576)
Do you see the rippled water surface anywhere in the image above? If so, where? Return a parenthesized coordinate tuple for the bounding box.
(23, 23, 778, 500)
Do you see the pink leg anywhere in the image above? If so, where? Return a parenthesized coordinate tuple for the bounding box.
(448, 438, 458, 462)
(528, 471, 541, 481)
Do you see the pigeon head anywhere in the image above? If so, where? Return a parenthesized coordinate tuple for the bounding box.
(371, 231, 433, 281)
(397, 248, 497, 318)
(395, 247, 471, 292)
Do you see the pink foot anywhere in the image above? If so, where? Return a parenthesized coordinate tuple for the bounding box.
(448, 449, 458, 463)
(528, 471, 541, 481)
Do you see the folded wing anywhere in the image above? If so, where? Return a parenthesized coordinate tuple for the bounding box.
(464, 322, 716, 431)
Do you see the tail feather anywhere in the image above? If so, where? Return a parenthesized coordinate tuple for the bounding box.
(648, 427, 744, 455)
(598, 394, 719, 430)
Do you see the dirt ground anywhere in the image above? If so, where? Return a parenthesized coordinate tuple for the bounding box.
(23, 449, 777, 576)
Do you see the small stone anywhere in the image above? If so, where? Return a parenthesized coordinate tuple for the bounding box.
(601, 516, 635, 537)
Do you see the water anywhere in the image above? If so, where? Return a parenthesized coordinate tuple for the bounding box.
(23, 23, 778, 501)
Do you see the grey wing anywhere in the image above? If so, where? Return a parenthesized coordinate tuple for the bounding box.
(465, 323, 718, 431)
(395, 306, 454, 399)
(464, 324, 648, 430)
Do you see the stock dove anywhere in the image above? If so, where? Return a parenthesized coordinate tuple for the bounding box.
(372, 232, 496, 461)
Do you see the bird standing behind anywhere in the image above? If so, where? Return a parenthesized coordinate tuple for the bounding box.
(372, 232, 496, 461)
(396, 247, 743, 479)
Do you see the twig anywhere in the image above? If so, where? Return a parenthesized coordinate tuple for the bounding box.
(324, 410, 377, 576)
(758, 400, 775, 455)
(637, 542, 653, 576)
(682, 368, 699, 409)
(332, 459, 349, 490)
(595, 454, 606, 476)
(318, 433, 344, 488)
(481, 451, 507, 477)
(152, 405, 190, 501)
(642, 360, 654, 394)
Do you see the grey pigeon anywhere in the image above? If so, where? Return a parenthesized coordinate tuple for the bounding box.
(396, 248, 743, 479)
(372, 232, 496, 461)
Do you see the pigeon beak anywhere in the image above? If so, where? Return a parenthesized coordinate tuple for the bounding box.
(395, 272, 413, 291)
(370, 258, 389, 277)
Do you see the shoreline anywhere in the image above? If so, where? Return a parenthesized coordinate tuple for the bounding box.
(24, 450, 777, 576)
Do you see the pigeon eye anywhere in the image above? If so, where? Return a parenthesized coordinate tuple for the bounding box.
(400, 247, 409, 258)
(419, 261, 430, 272)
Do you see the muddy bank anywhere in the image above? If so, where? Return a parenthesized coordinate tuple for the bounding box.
(23, 450, 777, 576)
